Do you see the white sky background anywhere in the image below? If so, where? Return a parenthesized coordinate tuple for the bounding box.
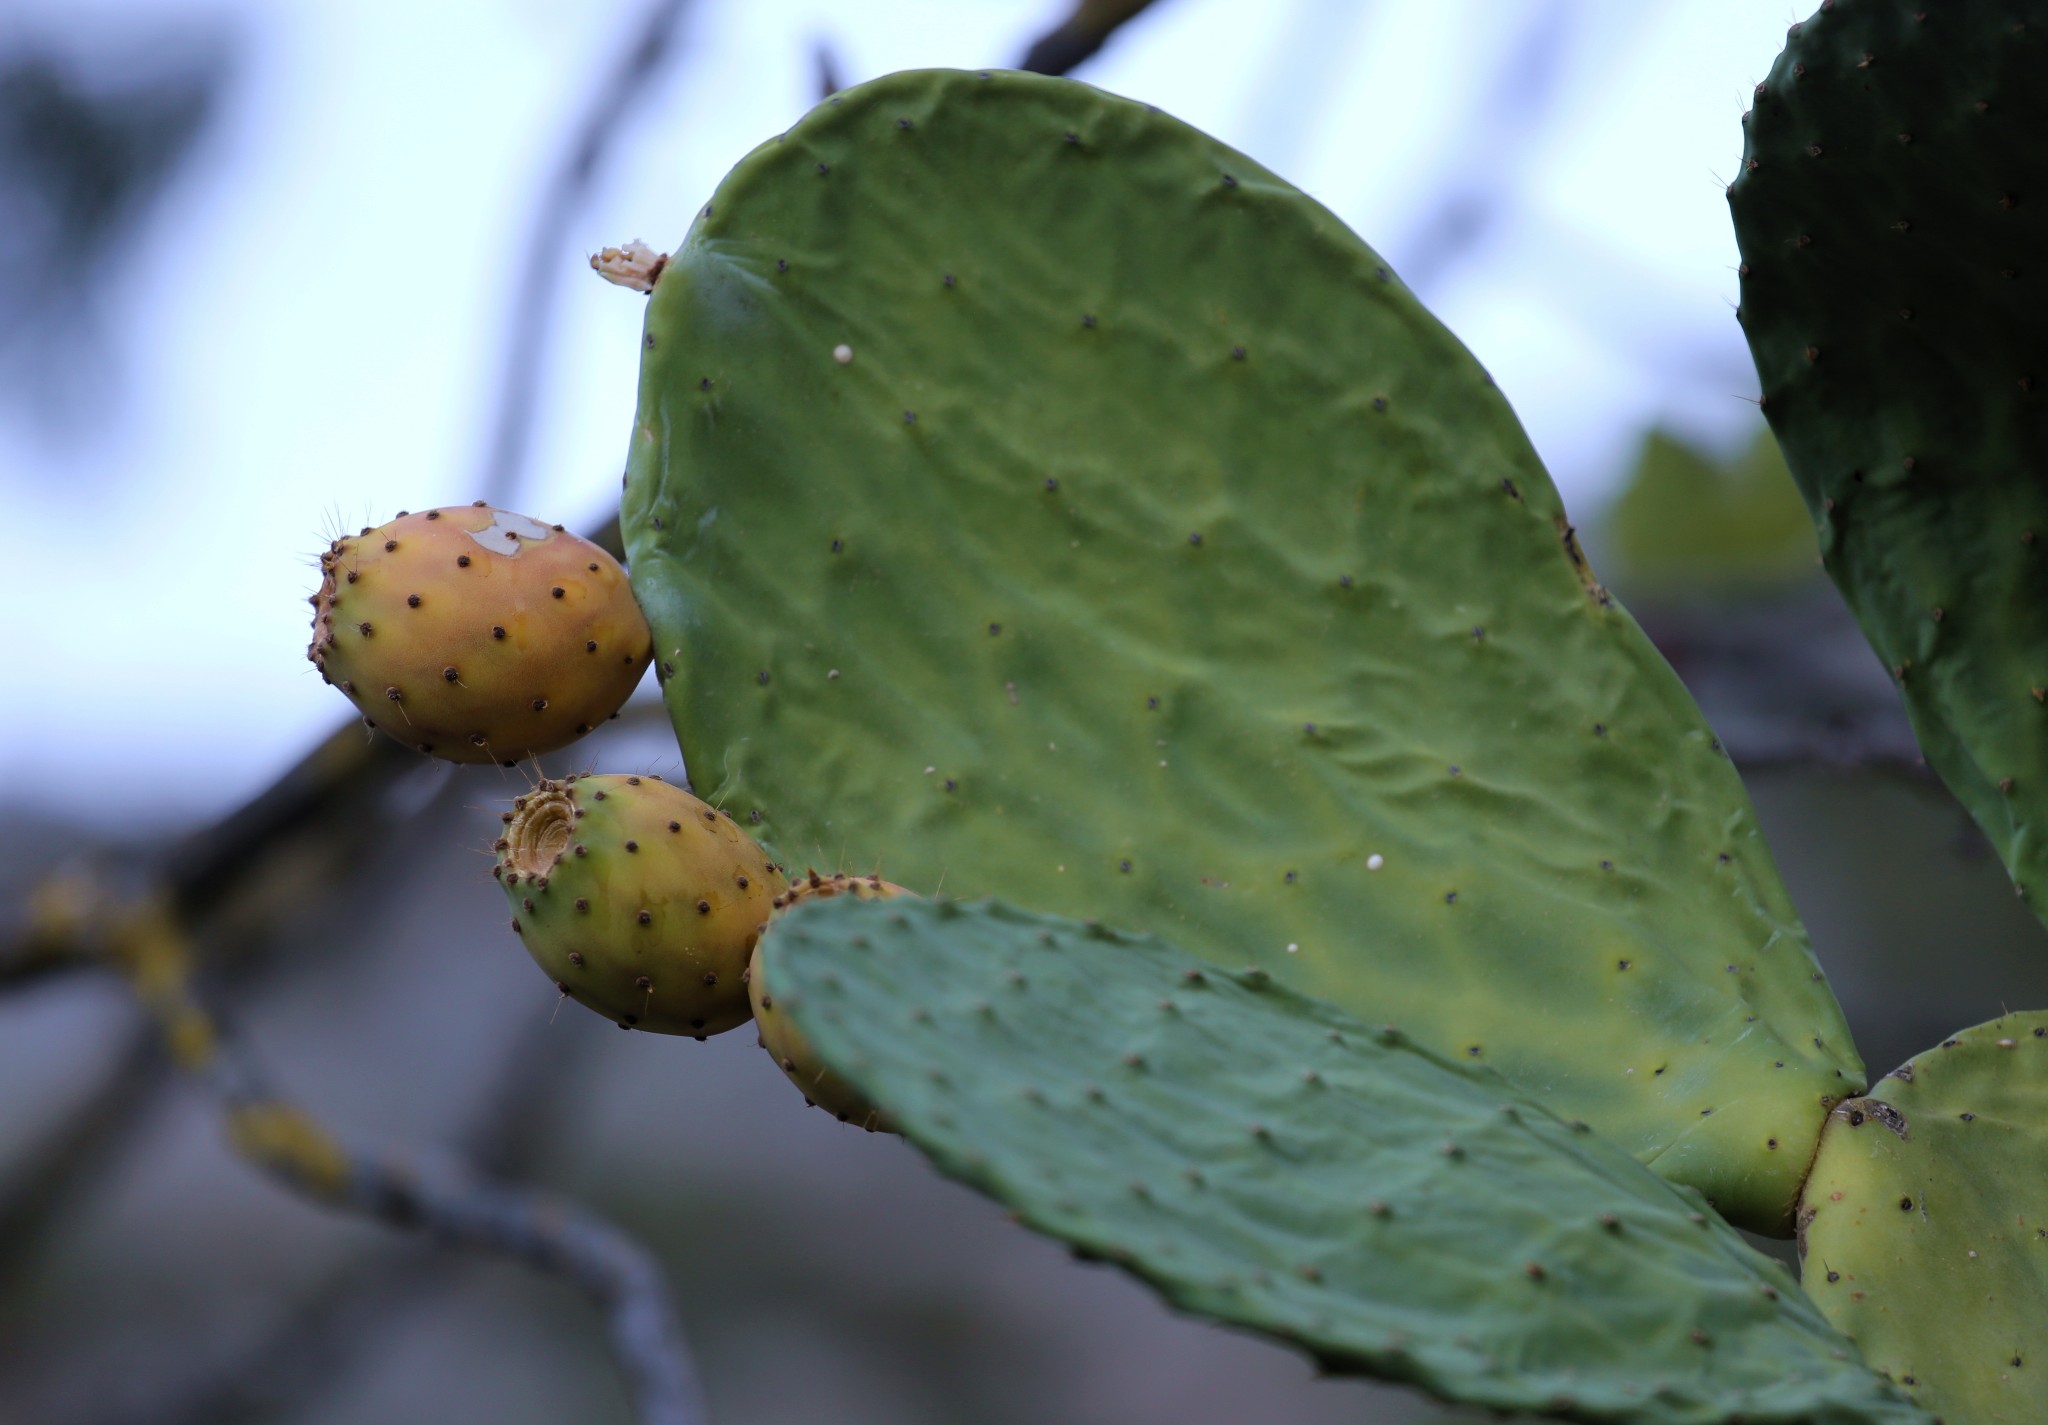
(0, 0, 1812, 828)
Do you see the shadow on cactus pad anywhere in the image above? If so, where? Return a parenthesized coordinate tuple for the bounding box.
(622, 68, 1862, 1232)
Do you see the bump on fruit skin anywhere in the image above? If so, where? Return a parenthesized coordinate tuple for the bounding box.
(496, 773, 787, 1035)
(309, 506, 653, 764)
(749, 870, 914, 1129)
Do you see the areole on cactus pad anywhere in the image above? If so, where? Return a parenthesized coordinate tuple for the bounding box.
(620, 68, 1861, 1231)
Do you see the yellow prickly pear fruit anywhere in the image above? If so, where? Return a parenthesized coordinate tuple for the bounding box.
(495, 773, 788, 1035)
(308, 505, 653, 764)
(749, 871, 917, 1130)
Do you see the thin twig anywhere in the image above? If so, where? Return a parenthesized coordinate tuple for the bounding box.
(30, 876, 704, 1425)
(477, 0, 692, 510)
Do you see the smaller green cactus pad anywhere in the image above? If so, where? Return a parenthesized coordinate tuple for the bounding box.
(758, 895, 1925, 1425)
(1799, 1012, 2048, 1424)
(625, 67, 1864, 1232)
(497, 773, 788, 1035)
(1731, 2, 2048, 915)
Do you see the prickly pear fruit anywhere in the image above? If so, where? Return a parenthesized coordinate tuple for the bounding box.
(748, 871, 914, 1129)
(308, 505, 653, 764)
(495, 773, 788, 1035)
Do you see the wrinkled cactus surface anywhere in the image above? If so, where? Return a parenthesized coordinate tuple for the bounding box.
(621, 67, 1861, 1230)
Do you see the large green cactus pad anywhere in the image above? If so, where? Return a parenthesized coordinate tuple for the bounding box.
(623, 68, 1863, 1229)
(1800, 1012, 2048, 1424)
(1731, 2, 2048, 916)
(758, 895, 1924, 1424)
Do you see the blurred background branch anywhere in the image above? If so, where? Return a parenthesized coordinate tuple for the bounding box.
(0, 23, 233, 445)
(120, 1005, 584, 1425)
(22, 875, 702, 1425)
(477, 0, 692, 510)
(1020, 0, 1162, 75)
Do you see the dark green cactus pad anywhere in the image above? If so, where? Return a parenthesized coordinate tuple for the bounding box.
(624, 68, 1864, 1230)
(1731, 2, 2048, 913)
(1800, 1012, 2048, 1424)
(757, 895, 1925, 1424)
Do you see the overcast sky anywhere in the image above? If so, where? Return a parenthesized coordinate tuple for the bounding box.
(0, 0, 1811, 827)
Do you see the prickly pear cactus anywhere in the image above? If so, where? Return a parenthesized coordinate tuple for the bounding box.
(622, 68, 1861, 1229)
(1731, 1, 2048, 913)
(1799, 1012, 2048, 1424)
(310, 505, 652, 764)
(748, 871, 915, 1129)
(496, 773, 787, 1034)
(757, 894, 1927, 1424)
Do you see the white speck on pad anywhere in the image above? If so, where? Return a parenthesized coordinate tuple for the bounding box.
(1367, 853, 1385, 871)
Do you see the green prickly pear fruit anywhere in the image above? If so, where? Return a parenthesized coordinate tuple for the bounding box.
(748, 871, 915, 1129)
(495, 773, 788, 1035)
(308, 505, 653, 764)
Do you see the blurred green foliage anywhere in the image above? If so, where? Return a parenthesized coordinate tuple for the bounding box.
(1602, 427, 1816, 593)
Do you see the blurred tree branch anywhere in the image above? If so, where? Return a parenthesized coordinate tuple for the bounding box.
(126, 1004, 600, 1425)
(0, 1019, 161, 1283)
(478, 0, 692, 510)
(23, 876, 703, 1425)
(0, 27, 234, 442)
(1020, 0, 1163, 75)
